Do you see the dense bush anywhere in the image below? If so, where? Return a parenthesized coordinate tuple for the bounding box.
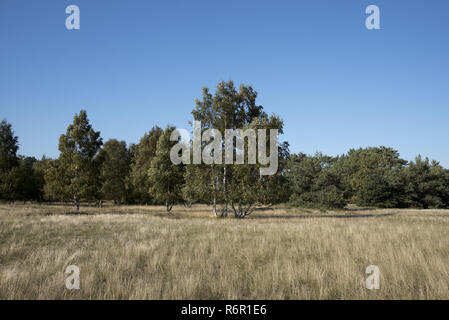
(286, 148, 449, 209)
(403, 156, 449, 209)
(286, 153, 346, 209)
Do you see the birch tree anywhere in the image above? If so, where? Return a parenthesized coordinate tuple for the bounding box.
(44, 110, 102, 211)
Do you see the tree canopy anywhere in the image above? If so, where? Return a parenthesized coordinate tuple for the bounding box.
(44, 110, 103, 207)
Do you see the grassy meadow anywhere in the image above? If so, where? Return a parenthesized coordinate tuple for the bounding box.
(0, 203, 448, 299)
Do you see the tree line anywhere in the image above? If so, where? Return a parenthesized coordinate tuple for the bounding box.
(1, 81, 449, 215)
(287, 149, 449, 209)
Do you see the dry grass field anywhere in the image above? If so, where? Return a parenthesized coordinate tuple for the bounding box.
(0, 203, 448, 299)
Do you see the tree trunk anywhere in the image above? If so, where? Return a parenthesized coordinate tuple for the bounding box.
(223, 165, 228, 217)
(74, 195, 79, 213)
(184, 201, 192, 208)
(231, 201, 253, 219)
(212, 175, 219, 217)
(165, 201, 173, 212)
(213, 196, 217, 217)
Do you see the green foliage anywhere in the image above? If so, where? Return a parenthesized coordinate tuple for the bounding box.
(356, 168, 406, 208)
(186, 81, 289, 217)
(183, 163, 222, 205)
(0, 119, 19, 200)
(403, 156, 449, 209)
(338, 146, 407, 202)
(0, 119, 19, 174)
(43, 159, 70, 201)
(1, 156, 44, 201)
(31, 156, 51, 200)
(287, 153, 346, 209)
(287, 147, 449, 210)
(44, 110, 103, 202)
(99, 139, 130, 204)
(227, 114, 290, 217)
(129, 126, 163, 204)
(0, 120, 44, 202)
(147, 126, 185, 211)
(3, 85, 449, 211)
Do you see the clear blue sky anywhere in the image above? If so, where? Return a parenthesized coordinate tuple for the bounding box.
(1, 0, 448, 167)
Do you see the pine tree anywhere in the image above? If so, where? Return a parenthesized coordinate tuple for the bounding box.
(403, 156, 449, 208)
(286, 153, 346, 209)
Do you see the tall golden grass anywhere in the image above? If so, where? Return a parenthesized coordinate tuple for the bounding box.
(0, 203, 448, 299)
